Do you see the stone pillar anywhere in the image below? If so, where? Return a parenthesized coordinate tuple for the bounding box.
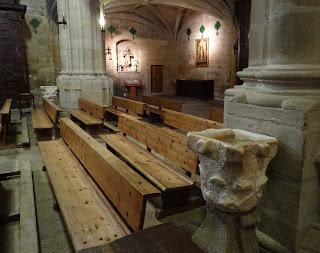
(225, 0, 320, 251)
(187, 129, 278, 253)
(56, 0, 113, 109)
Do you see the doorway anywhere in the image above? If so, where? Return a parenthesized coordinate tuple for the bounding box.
(151, 65, 164, 93)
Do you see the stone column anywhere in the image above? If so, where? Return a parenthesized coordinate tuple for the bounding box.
(225, 0, 320, 251)
(187, 129, 278, 253)
(56, 0, 113, 109)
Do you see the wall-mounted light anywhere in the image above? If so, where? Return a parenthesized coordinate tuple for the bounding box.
(58, 13, 67, 28)
(100, 14, 106, 32)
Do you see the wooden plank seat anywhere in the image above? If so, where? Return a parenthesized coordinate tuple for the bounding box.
(100, 133, 194, 192)
(39, 118, 160, 252)
(32, 99, 62, 140)
(142, 96, 183, 112)
(39, 140, 130, 252)
(162, 109, 223, 132)
(0, 99, 12, 145)
(118, 115, 198, 175)
(70, 98, 105, 132)
(105, 96, 145, 120)
(116, 115, 204, 217)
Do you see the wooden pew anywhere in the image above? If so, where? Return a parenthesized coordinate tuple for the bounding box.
(143, 96, 182, 112)
(39, 118, 160, 252)
(32, 99, 62, 140)
(209, 105, 224, 123)
(114, 115, 205, 217)
(105, 96, 145, 119)
(162, 109, 223, 132)
(101, 133, 194, 191)
(0, 99, 12, 144)
(118, 115, 198, 176)
(70, 98, 105, 129)
(100, 133, 195, 217)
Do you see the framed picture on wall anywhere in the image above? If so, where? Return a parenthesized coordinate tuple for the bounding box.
(195, 38, 209, 67)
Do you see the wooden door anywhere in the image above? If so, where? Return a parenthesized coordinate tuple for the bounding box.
(151, 65, 164, 93)
(0, 4, 27, 106)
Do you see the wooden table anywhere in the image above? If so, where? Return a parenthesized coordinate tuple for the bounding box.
(125, 83, 141, 98)
(100, 223, 203, 253)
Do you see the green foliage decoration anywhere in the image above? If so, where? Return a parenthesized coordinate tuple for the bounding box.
(30, 18, 41, 33)
(107, 24, 116, 37)
(186, 27, 192, 40)
(199, 25, 205, 34)
(129, 27, 137, 40)
(214, 21, 222, 35)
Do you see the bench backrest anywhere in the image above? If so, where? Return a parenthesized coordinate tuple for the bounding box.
(79, 98, 105, 119)
(60, 118, 159, 231)
(209, 106, 224, 123)
(142, 96, 182, 112)
(1, 99, 12, 115)
(112, 96, 145, 116)
(43, 99, 62, 125)
(118, 115, 198, 174)
(162, 109, 223, 131)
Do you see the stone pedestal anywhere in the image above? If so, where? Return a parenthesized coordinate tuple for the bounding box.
(187, 129, 278, 253)
(225, 0, 320, 251)
(56, 0, 113, 109)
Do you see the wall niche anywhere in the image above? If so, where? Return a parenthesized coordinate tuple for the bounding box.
(116, 40, 140, 73)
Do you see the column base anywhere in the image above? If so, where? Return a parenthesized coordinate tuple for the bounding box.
(192, 207, 259, 253)
(57, 73, 114, 109)
(225, 86, 320, 252)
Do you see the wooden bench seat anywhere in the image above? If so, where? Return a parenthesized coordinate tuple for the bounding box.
(100, 133, 194, 192)
(118, 115, 198, 175)
(113, 115, 204, 217)
(32, 109, 53, 129)
(0, 99, 12, 144)
(1, 98, 12, 115)
(70, 110, 103, 125)
(32, 99, 62, 140)
(39, 140, 130, 252)
(39, 117, 160, 252)
(143, 96, 182, 112)
(105, 97, 145, 121)
(162, 109, 223, 132)
(70, 98, 105, 129)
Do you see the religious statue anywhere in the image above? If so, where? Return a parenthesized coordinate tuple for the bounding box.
(123, 48, 134, 71)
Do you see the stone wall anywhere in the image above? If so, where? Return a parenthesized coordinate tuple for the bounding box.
(21, 0, 60, 105)
(176, 13, 237, 100)
(105, 11, 238, 98)
(105, 17, 175, 96)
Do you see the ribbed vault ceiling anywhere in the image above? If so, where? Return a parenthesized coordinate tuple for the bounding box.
(102, 0, 238, 35)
